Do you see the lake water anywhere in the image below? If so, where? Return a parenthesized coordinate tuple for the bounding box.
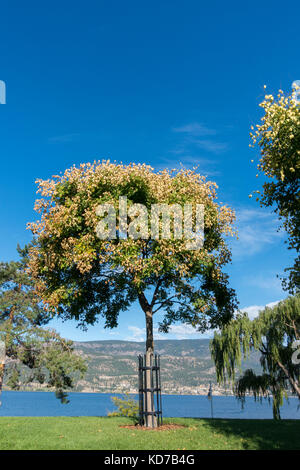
(0, 391, 299, 419)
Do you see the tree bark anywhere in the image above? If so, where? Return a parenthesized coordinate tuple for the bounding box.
(277, 360, 300, 399)
(138, 292, 157, 427)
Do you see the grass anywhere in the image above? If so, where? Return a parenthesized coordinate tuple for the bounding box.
(0, 417, 300, 450)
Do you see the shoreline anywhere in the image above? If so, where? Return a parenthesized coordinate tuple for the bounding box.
(2, 389, 299, 399)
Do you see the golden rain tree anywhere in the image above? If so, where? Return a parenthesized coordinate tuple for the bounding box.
(27, 161, 237, 426)
(250, 87, 300, 292)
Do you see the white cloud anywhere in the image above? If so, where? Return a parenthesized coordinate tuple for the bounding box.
(192, 139, 228, 154)
(124, 299, 282, 342)
(165, 324, 209, 339)
(125, 296, 284, 343)
(240, 300, 281, 320)
(157, 155, 219, 176)
(171, 121, 228, 156)
(245, 273, 284, 292)
(124, 326, 145, 342)
(48, 133, 80, 143)
(125, 323, 212, 342)
(172, 122, 216, 137)
(231, 207, 284, 259)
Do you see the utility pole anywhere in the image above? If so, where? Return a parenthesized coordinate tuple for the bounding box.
(0, 340, 5, 406)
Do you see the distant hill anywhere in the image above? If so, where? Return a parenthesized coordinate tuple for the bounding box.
(72, 339, 261, 395)
(3, 338, 262, 395)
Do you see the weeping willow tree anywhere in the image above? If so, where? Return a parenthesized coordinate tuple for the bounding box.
(210, 295, 300, 419)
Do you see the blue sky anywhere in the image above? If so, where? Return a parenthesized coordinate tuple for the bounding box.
(0, 0, 299, 341)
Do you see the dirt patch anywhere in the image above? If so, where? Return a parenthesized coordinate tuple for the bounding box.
(119, 424, 186, 431)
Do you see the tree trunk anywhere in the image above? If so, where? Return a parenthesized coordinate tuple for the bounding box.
(145, 310, 154, 356)
(145, 311, 157, 427)
(277, 360, 300, 399)
(138, 293, 157, 428)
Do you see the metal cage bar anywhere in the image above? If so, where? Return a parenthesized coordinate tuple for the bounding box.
(138, 353, 163, 427)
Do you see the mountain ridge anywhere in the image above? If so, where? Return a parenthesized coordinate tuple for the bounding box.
(3, 338, 261, 395)
(72, 338, 260, 395)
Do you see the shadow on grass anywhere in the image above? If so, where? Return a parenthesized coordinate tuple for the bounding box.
(198, 418, 300, 450)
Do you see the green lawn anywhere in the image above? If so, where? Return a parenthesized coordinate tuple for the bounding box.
(0, 417, 300, 450)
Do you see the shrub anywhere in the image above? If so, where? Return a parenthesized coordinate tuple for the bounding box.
(108, 392, 139, 423)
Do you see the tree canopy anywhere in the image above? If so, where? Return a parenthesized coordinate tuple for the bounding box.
(250, 88, 300, 292)
(27, 162, 237, 348)
(0, 246, 87, 403)
(210, 295, 300, 419)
